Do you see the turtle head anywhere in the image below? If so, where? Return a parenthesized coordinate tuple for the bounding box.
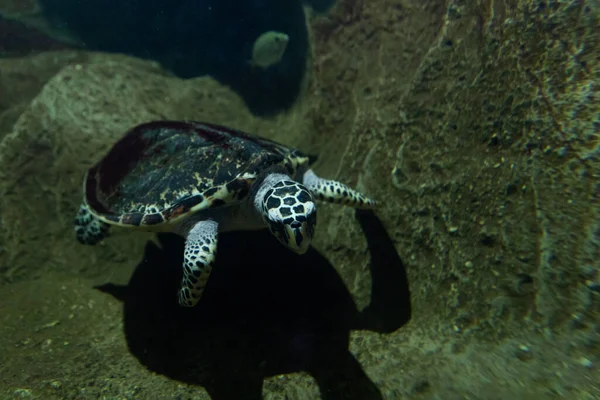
(256, 173, 317, 254)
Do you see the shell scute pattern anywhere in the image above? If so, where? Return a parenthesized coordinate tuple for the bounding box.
(85, 121, 310, 226)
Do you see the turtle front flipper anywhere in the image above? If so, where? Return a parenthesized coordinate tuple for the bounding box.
(74, 203, 110, 245)
(302, 169, 377, 209)
(178, 220, 218, 307)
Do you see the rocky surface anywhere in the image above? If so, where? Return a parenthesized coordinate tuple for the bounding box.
(0, 0, 598, 399)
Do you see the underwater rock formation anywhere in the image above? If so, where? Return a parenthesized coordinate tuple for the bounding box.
(0, 51, 87, 135)
(0, 0, 598, 399)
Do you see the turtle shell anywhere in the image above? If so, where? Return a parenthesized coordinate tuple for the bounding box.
(84, 120, 314, 227)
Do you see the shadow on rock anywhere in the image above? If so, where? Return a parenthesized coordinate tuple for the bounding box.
(97, 210, 410, 400)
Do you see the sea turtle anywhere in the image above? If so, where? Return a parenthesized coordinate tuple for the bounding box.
(74, 120, 376, 307)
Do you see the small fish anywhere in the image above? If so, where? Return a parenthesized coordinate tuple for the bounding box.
(250, 31, 289, 69)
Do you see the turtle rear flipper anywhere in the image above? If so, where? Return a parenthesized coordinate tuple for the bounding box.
(74, 204, 110, 245)
(178, 220, 218, 307)
(302, 169, 377, 209)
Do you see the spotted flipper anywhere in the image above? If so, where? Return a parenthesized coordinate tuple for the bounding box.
(74, 203, 110, 245)
(302, 169, 376, 209)
(178, 220, 218, 307)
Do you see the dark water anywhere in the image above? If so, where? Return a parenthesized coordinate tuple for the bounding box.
(32, 0, 335, 115)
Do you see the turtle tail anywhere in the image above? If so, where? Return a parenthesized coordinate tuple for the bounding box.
(74, 203, 110, 245)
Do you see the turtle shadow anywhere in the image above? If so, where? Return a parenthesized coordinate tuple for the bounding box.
(97, 210, 410, 399)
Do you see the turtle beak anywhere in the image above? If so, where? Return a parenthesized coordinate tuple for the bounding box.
(285, 220, 310, 254)
(265, 212, 315, 254)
